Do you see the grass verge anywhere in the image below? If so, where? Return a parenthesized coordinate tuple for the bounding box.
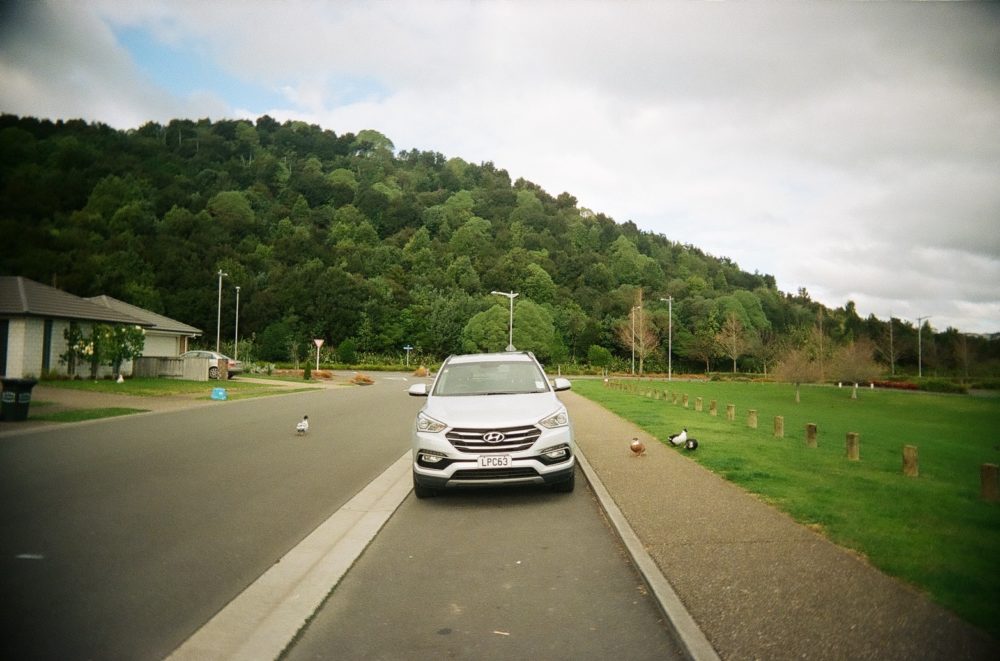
(574, 378, 1000, 639)
(40, 377, 320, 399)
(32, 407, 148, 422)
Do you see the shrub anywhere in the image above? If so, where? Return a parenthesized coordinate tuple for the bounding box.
(919, 378, 968, 394)
(350, 372, 374, 386)
(337, 339, 358, 364)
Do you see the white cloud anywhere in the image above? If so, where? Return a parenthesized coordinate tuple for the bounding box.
(2, 0, 998, 333)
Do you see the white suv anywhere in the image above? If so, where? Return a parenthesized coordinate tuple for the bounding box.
(408, 352, 575, 498)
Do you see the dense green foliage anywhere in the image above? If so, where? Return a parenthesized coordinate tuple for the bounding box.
(575, 378, 1000, 637)
(2, 113, 997, 373)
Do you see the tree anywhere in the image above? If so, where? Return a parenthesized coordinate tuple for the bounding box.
(716, 313, 750, 373)
(614, 303, 659, 375)
(59, 322, 89, 377)
(830, 338, 882, 399)
(587, 345, 612, 371)
(749, 328, 786, 376)
(461, 300, 555, 358)
(773, 347, 822, 403)
(103, 325, 146, 377)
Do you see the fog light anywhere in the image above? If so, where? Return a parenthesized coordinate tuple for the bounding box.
(420, 451, 446, 464)
(538, 445, 571, 465)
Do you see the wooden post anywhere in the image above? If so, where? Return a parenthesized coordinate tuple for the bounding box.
(902, 445, 919, 477)
(982, 464, 999, 502)
(846, 432, 860, 461)
(673, 393, 679, 405)
(806, 423, 818, 448)
(695, 397, 703, 412)
(747, 409, 758, 429)
(726, 404, 735, 421)
(774, 416, 784, 438)
(683, 394, 689, 408)
(709, 400, 718, 416)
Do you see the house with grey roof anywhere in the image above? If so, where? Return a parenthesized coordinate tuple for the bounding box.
(86, 295, 202, 358)
(0, 276, 202, 379)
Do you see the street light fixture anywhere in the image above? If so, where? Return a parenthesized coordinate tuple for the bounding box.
(916, 315, 931, 378)
(216, 269, 228, 352)
(491, 290, 519, 351)
(660, 297, 672, 381)
(233, 285, 241, 360)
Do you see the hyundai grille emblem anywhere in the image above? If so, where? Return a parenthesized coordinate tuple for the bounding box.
(483, 431, 506, 444)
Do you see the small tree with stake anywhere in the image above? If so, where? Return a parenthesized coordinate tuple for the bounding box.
(831, 338, 882, 399)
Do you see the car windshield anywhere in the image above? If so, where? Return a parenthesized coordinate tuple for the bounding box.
(432, 360, 550, 396)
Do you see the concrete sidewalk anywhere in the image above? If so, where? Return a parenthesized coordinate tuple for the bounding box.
(562, 390, 996, 660)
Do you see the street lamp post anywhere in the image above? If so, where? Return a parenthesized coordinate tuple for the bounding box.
(660, 297, 672, 381)
(216, 269, 228, 352)
(233, 285, 241, 360)
(630, 306, 638, 375)
(916, 315, 931, 378)
(491, 290, 519, 351)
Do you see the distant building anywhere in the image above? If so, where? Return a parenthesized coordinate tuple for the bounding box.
(0, 276, 202, 379)
(85, 295, 201, 358)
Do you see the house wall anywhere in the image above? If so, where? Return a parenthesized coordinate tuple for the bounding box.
(143, 332, 182, 357)
(3, 318, 45, 378)
(3, 318, 28, 378)
(3, 316, 194, 380)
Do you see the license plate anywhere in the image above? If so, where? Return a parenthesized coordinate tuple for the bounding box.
(478, 454, 511, 468)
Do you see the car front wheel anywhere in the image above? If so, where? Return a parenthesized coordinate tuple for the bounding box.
(209, 366, 219, 379)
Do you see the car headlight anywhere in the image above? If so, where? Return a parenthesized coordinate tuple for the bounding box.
(539, 409, 569, 429)
(416, 412, 447, 433)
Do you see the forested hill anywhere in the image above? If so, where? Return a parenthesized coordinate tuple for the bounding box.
(0, 114, 988, 373)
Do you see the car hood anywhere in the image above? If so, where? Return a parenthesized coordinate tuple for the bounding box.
(424, 392, 564, 429)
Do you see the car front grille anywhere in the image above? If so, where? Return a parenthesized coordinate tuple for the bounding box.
(446, 425, 541, 453)
(451, 467, 539, 480)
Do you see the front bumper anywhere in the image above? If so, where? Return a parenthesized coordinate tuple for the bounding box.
(412, 426, 575, 490)
(413, 456, 576, 489)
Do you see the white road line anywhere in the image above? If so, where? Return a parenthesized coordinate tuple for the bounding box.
(167, 451, 412, 661)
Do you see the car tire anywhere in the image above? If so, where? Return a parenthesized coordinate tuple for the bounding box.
(209, 366, 219, 379)
(552, 470, 575, 493)
(413, 475, 436, 499)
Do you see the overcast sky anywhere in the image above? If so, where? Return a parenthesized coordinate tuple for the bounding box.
(2, 0, 998, 333)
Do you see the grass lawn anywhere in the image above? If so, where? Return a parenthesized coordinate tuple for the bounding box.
(32, 407, 149, 422)
(40, 377, 320, 400)
(573, 378, 1000, 638)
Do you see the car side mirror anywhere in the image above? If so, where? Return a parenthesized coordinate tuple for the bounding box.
(552, 377, 571, 392)
(408, 383, 429, 397)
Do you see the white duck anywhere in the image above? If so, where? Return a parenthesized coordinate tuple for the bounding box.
(668, 428, 688, 446)
(296, 415, 309, 435)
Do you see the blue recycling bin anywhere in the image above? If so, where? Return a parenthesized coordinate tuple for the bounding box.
(1, 378, 38, 422)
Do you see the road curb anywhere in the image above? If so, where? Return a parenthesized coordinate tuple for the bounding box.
(576, 448, 721, 661)
(166, 451, 413, 661)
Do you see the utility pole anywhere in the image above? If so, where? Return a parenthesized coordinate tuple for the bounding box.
(491, 291, 519, 351)
(660, 297, 672, 381)
(216, 269, 228, 352)
(233, 285, 240, 360)
(916, 315, 931, 378)
(630, 306, 637, 375)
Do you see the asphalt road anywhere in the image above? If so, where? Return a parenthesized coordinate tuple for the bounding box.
(1, 377, 683, 660)
(285, 479, 682, 661)
(0, 380, 419, 660)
